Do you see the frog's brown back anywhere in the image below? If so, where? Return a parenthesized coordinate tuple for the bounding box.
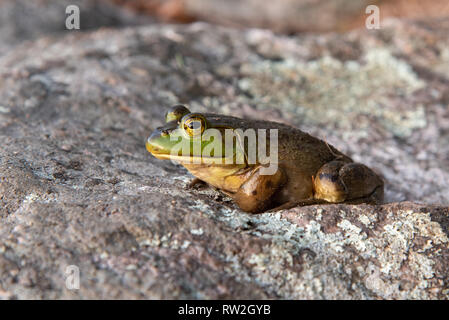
(205, 114, 349, 165)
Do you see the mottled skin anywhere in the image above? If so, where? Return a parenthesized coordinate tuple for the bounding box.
(146, 105, 384, 213)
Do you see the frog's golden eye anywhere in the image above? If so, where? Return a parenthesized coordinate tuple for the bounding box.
(165, 105, 190, 123)
(182, 114, 206, 137)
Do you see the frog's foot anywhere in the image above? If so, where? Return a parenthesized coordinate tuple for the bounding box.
(313, 161, 384, 204)
(187, 178, 208, 190)
(341, 185, 384, 205)
(233, 167, 285, 214)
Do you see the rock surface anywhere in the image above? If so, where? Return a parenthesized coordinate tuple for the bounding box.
(0, 19, 448, 299)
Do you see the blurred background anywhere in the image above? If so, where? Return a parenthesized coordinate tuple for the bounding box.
(1, 0, 449, 52)
(109, 0, 449, 32)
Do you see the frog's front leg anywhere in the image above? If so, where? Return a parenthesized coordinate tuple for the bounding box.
(232, 166, 285, 213)
(313, 160, 384, 204)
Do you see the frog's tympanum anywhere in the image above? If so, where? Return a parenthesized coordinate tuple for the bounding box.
(146, 105, 384, 213)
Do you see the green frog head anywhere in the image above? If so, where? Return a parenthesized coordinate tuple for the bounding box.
(146, 105, 246, 165)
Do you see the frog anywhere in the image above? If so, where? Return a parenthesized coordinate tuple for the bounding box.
(146, 105, 384, 213)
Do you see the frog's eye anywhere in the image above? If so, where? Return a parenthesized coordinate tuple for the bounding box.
(182, 114, 206, 137)
(165, 105, 190, 123)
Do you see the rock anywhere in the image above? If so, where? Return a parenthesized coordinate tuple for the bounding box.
(0, 18, 448, 299)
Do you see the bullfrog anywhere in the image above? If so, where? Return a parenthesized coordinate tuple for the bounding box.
(146, 105, 384, 213)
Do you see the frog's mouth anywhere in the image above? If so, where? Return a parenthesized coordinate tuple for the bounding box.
(146, 140, 240, 164)
(152, 152, 236, 165)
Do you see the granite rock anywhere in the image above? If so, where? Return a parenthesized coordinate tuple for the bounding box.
(0, 19, 448, 299)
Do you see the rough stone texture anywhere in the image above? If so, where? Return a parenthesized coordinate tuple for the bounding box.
(0, 18, 449, 299)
